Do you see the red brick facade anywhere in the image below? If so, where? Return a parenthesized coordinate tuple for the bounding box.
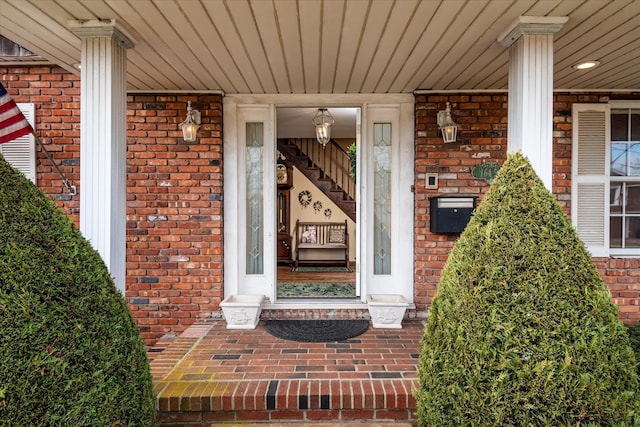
(2, 66, 639, 347)
(414, 93, 640, 324)
(2, 66, 224, 345)
(1, 66, 81, 224)
(414, 94, 508, 310)
(126, 93, 224, 344)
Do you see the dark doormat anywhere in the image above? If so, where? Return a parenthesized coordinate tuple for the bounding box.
(265, 319, 369, 342)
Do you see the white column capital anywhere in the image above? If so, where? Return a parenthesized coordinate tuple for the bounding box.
(68, 19, 135, 49)
(498, 16, 568, 47)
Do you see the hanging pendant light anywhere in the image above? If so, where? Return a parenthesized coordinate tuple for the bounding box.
(180, 101, 201, 142)
(312, 108, 334, 147)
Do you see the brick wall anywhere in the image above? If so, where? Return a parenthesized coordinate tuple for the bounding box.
(4, 65, 639, 346)
(3, 67, 224, 346)
(554, 92, 640, 324)
(414, 93, 507, 312)
(414, 92, 640, 323)
(126, 94, 224, 344)
(0, 66, 80, 224)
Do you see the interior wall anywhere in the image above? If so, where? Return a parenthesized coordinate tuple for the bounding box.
(290, 167, 356, 262)
(332, 138, 355, 152)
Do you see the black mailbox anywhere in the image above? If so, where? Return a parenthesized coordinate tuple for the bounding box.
(429, 196, 477, 234)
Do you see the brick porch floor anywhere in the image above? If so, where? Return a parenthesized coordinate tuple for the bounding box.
(149, 319, 424, 425)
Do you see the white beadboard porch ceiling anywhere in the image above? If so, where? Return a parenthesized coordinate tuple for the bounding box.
(1, 0, 639, 93)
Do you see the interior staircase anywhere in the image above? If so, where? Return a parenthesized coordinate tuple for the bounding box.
(278, 138, 356, 222)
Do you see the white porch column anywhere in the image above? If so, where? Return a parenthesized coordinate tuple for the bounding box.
(498, 16, 567, 190)
(69, 20, 134, 293)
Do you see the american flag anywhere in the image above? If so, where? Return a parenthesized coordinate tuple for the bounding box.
(0, 81, 34, 144)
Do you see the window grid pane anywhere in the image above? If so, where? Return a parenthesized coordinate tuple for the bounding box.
(373, 123, 391, 275)
(611, 110, 628, 141)
(246, 122, 264, 274)
(631, 109, 640, 141)
(610, 108, 640, 249)
(631, 143, 640, 177)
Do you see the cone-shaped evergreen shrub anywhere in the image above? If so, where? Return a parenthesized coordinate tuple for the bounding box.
(416, 152, 639, 426)
(0, 156, 156, 426)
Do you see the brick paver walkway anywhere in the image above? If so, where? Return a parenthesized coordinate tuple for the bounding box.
(150, 320, 424, 424)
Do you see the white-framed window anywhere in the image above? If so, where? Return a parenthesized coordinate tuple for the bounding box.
(0, 103, 36, 182)
(572, 102, 640, 257)
(610, 106, 640, 251)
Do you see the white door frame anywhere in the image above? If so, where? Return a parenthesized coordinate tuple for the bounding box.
(360, 103, 415, 302)
(223, 94, 414, 303)
(223, 103, 276, 299)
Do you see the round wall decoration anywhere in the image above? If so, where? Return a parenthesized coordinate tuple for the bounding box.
(298, 190, 312, 207)
(313, 200, 323, 213)
(324, 208, 332, 218)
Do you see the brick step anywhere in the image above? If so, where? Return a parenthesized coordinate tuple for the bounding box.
(259, 307, 422, 322)
(151, 321, 424, 426)
(155, 378, 416, 425)
(233, 423, 414, 426)
(260, 307, 371, 321)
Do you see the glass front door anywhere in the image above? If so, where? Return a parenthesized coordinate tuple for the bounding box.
(224, 95, 414, 304)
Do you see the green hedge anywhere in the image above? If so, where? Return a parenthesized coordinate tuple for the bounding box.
(0, 155, 156, 426)
(628, 323, 640, 376)
(416, 152, 639, 426)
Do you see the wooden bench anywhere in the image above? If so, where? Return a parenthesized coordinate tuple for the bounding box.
(293, 220, 350, 271)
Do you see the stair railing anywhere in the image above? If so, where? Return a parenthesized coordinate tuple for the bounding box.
(290, 138, 355, 201)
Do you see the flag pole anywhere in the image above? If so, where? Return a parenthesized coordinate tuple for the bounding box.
(33, 132, 77, 196)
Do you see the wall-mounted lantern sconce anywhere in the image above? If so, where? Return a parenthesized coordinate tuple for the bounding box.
(180, 101, 201, 141)
(312, 108, 334, 148)
(437, 102, 458, 143)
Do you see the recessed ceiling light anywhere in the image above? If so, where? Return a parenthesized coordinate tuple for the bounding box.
(72, 63, 81, 70)
(572, 60, 600, 70)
